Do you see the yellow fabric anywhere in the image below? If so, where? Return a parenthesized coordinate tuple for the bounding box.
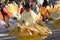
(17, 36, 42, 40)
(0, 12, 4, 20)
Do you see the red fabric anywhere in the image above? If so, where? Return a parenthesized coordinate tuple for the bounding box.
(46, 10, 50, 15)
(3, 7, 12, 17)
(20, 8, 24, 14)
(41, 6, 46, 9)
(40, 16, 43, 20)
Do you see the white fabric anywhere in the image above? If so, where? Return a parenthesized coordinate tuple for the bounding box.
(8, 18, 18, 30)
(13, 1, 18, 6)
(13, 12, 18, 18)
(13, 12, 21, 20)
(20, 10, 39, 25)
(0, 20, 5, 25)
(0, 20, 7, 32)
(37, 0, 44, 5)
(0, 20, 5, 28)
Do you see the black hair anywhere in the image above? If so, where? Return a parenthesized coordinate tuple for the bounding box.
(23, 3, 30, 9)
(13, 17, 17, 21)
(42, 0, 49, 7)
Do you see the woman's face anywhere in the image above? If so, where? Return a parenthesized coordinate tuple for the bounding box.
(26, 8, 30, 12)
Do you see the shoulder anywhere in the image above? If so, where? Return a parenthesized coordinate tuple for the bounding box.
(30, 10, 36, 14)
(21, 10, 28, 15)
(30, 10, 37, 15)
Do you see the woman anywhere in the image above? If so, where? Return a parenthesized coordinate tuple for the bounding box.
(20, 3, 40, 25)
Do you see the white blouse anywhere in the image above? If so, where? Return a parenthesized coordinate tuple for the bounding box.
(20, 10, 39, 25)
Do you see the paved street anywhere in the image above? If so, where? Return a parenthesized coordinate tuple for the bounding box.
(44, 20, 60, 40)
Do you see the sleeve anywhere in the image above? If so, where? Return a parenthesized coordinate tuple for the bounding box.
(31, 10, 42, 25)
(20, 8, 24, 14)
(19, 13, 25, 23)
(31, 10, 40, 20)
